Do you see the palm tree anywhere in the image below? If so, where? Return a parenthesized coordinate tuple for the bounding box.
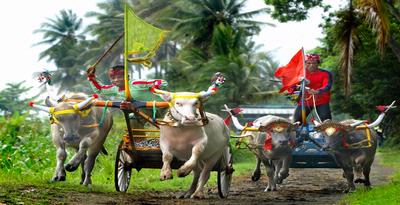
(34, 9, 87, 93)
(208, 25, 280, 106)
(84, 0, 125, 72)
(334, 0, 400, 95)
(170, 0, 270, 58)
(34, 9, 85, 65)
(0, 81, 38, 116)
(167, 22, 278, 107)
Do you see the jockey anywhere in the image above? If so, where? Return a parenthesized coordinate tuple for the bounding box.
(86, 64, 167, 101)
(292, 53, 333, 123)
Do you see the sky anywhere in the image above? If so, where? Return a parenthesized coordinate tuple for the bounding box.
(0, 0, 345, 94)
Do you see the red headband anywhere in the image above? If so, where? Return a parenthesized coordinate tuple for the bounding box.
(305, 54, 320, 61)
(108, 69, 124, 77)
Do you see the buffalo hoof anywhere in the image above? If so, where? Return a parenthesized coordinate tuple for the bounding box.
(175, 193, 185, 199)
(177, 168, 192, 178)
(160, 174, 173, 181)
(176, 191, 191, 199)
(251, 174, 260, 182)
(65, 164, 79, 172)
(364, 180, 371, 187)
(191, 191, 205, 199)
(343, 186, 356, 193)
(264, 187, 277, 192)
(354, 178, 365, 184)
(52, 175, 66, 182)
(87, 184, 93, 191)
(276, 178, 283, 184)
(82, 177, 92, 186)
(160, 168, 173, 181)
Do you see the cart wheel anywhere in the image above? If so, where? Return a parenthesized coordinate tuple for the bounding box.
(217, 146, 233, 198)
(115, 142, 132, 192)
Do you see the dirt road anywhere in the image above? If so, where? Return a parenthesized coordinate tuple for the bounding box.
(58, 157, 392, 205)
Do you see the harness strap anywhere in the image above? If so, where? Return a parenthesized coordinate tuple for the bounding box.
(198, 101, 209, 126)
(169, 93, 201, 108)
(99, 100, 109, 127)
(152, 100, 157, 123)
(237, 124, 249, 149)
(346, 139, 371, 148)
(234, 134, 267, 160)
(338, 125, 373, 149)
(157, 104, 209, 127)
(48, 107, 98, 128)
(82, 124, 99, 128)
(356, 125, 372, 147)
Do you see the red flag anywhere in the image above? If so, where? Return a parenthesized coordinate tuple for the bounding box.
(274, 48, 305, 93)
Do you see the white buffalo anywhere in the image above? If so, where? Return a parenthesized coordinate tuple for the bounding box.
(29, 93, 113, 186)
(151, 77, 231, 199)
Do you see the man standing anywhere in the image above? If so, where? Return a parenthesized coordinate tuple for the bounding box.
(292, 53, 333, 123)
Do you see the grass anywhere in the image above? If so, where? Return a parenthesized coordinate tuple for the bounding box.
(4, 112, 399, 204)
(0, 112, 256, 203)
(0, 145, 255, 192)
(339, 148, 400, 205)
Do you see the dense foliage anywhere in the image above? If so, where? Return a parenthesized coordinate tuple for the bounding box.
(264, 0, 327, 22)
(0, 82, 38, 116)
(317, 8, 400, 146)
(0, 114, 52, 174)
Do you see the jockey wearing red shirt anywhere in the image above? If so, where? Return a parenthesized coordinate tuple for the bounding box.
(293, 53, 333, 123)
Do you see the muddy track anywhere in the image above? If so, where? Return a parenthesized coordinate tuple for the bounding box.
(61, 157, 392, 205)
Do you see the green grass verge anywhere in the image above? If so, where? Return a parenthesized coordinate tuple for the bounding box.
(339, 148, 400, 205)
(0, 113, 256, 199)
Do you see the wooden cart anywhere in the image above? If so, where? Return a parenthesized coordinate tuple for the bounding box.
(99, 100, 233, 198)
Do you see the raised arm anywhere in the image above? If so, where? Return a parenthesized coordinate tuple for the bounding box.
(87, 71, 119, 97)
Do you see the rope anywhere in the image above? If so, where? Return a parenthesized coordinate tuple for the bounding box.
(235, 135, 269, 160)
(312, 94, 322, 123)
(99, 100, 109, 127)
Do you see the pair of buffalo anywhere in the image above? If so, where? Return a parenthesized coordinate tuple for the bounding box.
(29, 76, 230, 199)
(225, 101, 395, 193)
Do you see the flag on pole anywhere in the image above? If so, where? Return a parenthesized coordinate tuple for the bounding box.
(124, 3, 168, 100)
(274, 48, 305, 93)
(124, 4, 167, 67)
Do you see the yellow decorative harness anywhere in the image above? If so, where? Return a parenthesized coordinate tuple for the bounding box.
(49, 106, 98, 128)
(156, 93, 209, 126)
(352, 124, 373, 148)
